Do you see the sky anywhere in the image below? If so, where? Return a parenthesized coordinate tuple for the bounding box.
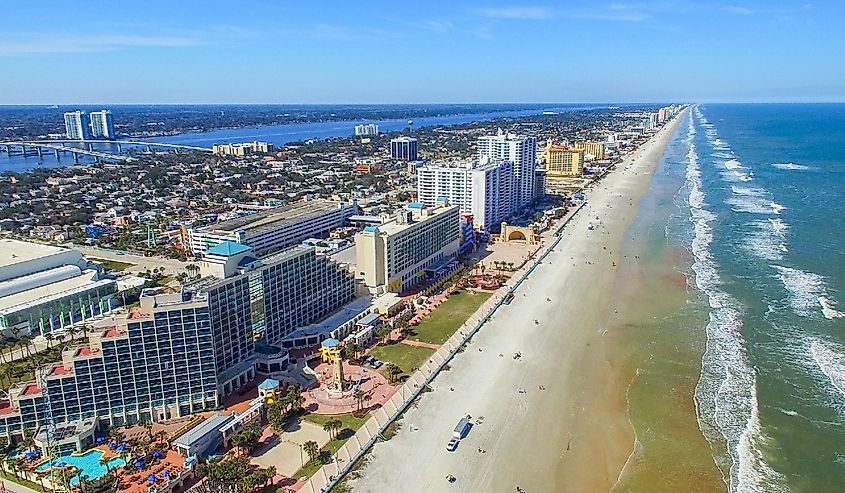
(1, 1, 843, 104)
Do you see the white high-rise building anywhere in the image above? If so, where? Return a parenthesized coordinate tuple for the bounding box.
(89, 110, 115, 139)
(417, 160, 513, 230)
(63, 111, 91, 140)
(354, 124, 379, 136)
(477, 130, 537, 210)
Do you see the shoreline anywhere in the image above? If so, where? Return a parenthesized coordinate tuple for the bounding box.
(347, 110, 689, 492)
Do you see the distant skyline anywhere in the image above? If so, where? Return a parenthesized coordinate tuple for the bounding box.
(2, 1, 843, 104)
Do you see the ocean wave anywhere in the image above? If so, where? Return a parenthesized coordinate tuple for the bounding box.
(771, 162, 811, 171)
(689, 109, 785, 493)
(725, 159, 743, 170)
(819, 296, 845, 319)
(772, 265, 843, 319)
(768, 218, 788, 237)
(731, 186, 765, 197)
(726, 196, 776, 215)
(742, 222, 787, 261)
(810, 339, 845, 401)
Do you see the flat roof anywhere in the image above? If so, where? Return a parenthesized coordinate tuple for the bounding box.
(0, 239, 71, 269)
(0, 270, 115, 313)
(283, 296, 372, 341)
(201, 200, 347, 235)
(376, 204, 458, 237)
(174, 413, 233, 448)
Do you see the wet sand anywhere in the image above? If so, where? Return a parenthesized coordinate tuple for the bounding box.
(348, 111, 688, 493)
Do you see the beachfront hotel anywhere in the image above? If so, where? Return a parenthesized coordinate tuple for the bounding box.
(416, 159, 513, 230)
(0, 242, 355, 443)
(355, 202, 460, 294)
(186, 199, 357, 257)
(0, 239, 117, 337)
(544, 140, 584, 177)
(573, 141, 606, 161)
(477, 130, 537, 210)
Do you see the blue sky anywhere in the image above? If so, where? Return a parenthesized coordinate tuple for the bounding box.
(1, 1, 843, 104)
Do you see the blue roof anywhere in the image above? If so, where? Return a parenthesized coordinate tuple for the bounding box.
(237, 255, 259, 267)
(258, 378, 280, 391)
(407, 202, 425, 209)
(207, 241, 252, 257)
(436, 196, 449, 203)
(363, 226, 379, 233)
(321, 338, 340, 348)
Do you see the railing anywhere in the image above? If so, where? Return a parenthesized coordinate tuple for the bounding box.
(297, 203, 585, 493)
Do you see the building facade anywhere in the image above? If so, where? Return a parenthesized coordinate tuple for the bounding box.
(0, 243, 356, 441)
(573, 141, 605, 161)
(416, 159, 513, 230)
(187, 200, 357, 257)
(212, 141, 275, 157)
(0, 240, 116, 336)
(355, 203, 460, 293)
(63, 111, 90, 140)
(545, 141, 583, 177)
(390, 137, 418, 161)
(89, 110, 115, 139)
(354, 124, 379, 136)
(477, 130, 537, 210)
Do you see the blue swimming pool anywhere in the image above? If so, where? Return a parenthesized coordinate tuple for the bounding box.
(36, 450, 125, 484)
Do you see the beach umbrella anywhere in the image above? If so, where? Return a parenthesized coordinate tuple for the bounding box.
(96, 437, 106, 444)
(24, 451, 37, 459)
(135, 461, 144, 468)
(57, 462, 67, 468)
(152, 450, 163, 459)
(117, 444, 127, 452)
(147, 475, 157, 482)
(108, 442, 117, 449)
(161, 471, 170, 478)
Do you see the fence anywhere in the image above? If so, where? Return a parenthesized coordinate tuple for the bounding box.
(298, 204, 585, 493)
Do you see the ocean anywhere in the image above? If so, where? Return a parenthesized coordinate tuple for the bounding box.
(685, 104, 845, 492)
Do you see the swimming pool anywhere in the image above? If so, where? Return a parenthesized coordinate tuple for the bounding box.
(36, 450, 126, 484)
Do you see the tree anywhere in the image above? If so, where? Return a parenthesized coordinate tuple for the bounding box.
(385, 363, 402, 384)
(352, 389, 364, 412)
(375, 325, 391, 345)
(343, 341, 362, 361)
(302, 440, 320, 465)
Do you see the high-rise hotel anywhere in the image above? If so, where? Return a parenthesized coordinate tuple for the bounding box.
(89, 110, 115, 139)
(0, 242, 355, 441)
(477, 130, 537, 210)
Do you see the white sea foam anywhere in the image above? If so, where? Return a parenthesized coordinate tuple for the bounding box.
(726, 196, 774, 215)
(742, 222, 786, 261)
(819, 296, 845, 319)
(771, 162, 811, 171)
(772, 265, 843, 319)
(768, 218, 788, 237)
(770, 202, 785, 214)
(731, 186, 765, 197)
(810, 339, 845, 400)
(725, 159, 743, 170)
(688, 109, 785, 492)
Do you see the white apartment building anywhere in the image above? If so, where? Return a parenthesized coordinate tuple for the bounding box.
(187, 200, 357, 257)
(416, 159, 512, 230)
(355, 203, 460, 294)
(477, 130, 537, 210)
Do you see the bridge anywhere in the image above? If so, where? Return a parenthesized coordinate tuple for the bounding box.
(0, 139, 213, 164)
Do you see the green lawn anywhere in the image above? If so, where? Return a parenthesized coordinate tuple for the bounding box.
(293, 413, 369, 480)
(369, 343, 435, 375)
(408, 291, 491, 345)
(88, 257, 135, 272)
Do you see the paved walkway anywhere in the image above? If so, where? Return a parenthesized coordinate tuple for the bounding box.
(398, 339, 439, 350)
(2, 477, 41, 493)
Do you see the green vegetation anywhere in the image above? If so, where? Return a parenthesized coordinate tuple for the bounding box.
(294, 413, 368, 480)
(369, 343, 434, 375)
(0, 468, 48, 492)
(407, 291, 491, 345)
(88, 257, 135, 272)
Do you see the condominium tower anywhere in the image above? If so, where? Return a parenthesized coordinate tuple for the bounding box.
(416, 159, 513, 230)
(63, 111, 91, 140)
(477, 130, 537, 210)
(89, 110, 115, 139)
(545, 140, 583, 177)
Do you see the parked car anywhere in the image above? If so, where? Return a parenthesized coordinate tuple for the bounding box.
(446, 437, 459, 452)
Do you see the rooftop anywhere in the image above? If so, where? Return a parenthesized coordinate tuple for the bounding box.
(374, 204, 459, 237)
(174, 413, 233, 449)
(0, 269, 115, 314)
(201, 200, 349, 234)
(0, 239, 70, 269)
(206, 241, 252, 257)
(284, 296, 372, 341)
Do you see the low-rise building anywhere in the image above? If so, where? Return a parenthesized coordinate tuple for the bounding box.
(212, 141, 276, 157)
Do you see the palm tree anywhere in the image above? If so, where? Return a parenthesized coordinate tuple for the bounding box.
(322, 421, 335, 440)
(384, 363, 402, 384)
(352, 390, 364, 412)
(0, 343, 8, 365)
(19, 335, 32, 358)
(99, 454, 112, 474)
(45, 332, 55, 349)
(302, 441, 320, 465)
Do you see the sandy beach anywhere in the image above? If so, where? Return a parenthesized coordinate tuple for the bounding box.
(348, 111, 688, 493)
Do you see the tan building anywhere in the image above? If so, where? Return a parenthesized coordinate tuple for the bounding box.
(574, 141, 605, 161)
(212, 141, 275, 157)
(355, 202, 460, 294)
(545, 140, 583, 177)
